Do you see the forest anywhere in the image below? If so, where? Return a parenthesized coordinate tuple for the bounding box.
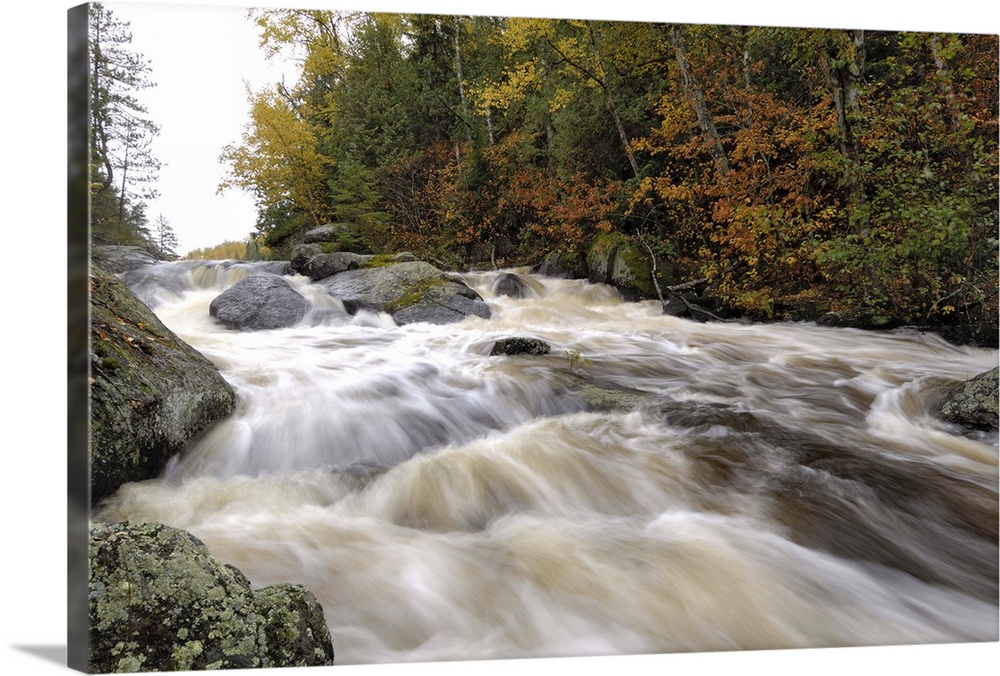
(91, 6, 999, 340)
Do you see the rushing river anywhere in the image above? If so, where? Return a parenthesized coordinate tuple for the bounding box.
(95, 260, 999, 665)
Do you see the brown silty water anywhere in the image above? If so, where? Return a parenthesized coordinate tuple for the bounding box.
(96, 261, 999, 664)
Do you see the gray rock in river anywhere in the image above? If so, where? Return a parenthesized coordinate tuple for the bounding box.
(492, 272, 531, 299)
(89, 265, 236, 506)
(490, 337, 551, 356)
(937, 366, 999, 432)
(320, 260, 491, 325)
(89, 521, 334, 672)
(210, 272, 308, 330)
(292, 251, 374, 281)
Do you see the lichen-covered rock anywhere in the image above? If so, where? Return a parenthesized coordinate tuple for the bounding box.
(90, 265, 236, 506)
(320, 261, 491, 325)
(255, 585, 336, 668)
(938, 367, 999, 432)
(209, 272, 308, 331)
(490, 337, 551, 356)
(88, 522, 334, 673)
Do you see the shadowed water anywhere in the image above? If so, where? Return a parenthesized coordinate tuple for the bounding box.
(95, 261, 999, 664)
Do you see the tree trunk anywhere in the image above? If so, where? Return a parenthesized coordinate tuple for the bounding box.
(454, 16, 473, 144)
(586, 25, 640, 178)
(668, 25, 730, 179)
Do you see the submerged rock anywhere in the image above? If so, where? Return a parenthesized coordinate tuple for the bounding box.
(89, 521, 334, 672)
(492, 272, 531, 299)
(89, 265, 236, 506)
(937, 367, 999, 432)
(490, 337, 551, 356)
(209, 272, 308, 331)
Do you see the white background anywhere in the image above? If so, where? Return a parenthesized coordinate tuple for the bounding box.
(3, 1, 997, 675)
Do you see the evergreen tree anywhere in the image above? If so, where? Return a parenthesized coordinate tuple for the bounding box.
(152, 214, 179, 260)
(89, 2, 161, 246)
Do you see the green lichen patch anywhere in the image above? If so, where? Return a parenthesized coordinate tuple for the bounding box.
(384, 276, 449, 313)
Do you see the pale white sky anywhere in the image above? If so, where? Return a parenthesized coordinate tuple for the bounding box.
(106, 1, 300, 254)
(98, 0, 1000, 256)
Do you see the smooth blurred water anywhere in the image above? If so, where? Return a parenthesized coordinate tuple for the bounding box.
(96, 261, 999, 664)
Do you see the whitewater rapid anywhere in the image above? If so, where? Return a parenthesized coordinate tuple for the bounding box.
(96, 260, 999, 664)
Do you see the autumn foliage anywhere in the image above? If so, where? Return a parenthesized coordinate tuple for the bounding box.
(219, 12, 998, 339)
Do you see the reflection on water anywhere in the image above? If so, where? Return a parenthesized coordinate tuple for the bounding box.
(96, 261, 999, 664)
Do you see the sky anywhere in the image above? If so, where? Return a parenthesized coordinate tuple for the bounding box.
(1, 1, 999, 676)
(104, 1, 301, 254)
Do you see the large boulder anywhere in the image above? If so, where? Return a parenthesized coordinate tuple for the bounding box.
(585, 232, 672, 301)
(534, 250, 588, 279)
(937, 367, 999, 432)
(320, 261, 491, 325)
(92, 245, 161, 274)
(291, 251, 374, 281)
(90, 265, 237, 506)
(89, 521, 334, 672)
(209, 272, 308, 331)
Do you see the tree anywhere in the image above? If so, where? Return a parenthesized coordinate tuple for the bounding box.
(218, 86, 333, 247)
(89, 2, 161, 245)
(152, 214, 179, 260)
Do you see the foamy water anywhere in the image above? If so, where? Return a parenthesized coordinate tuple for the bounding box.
(97, 260, 999, 664)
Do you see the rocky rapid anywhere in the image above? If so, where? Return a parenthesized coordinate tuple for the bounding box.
(92, 255, 998, 666)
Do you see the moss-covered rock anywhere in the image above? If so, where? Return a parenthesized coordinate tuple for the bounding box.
(534, 250, 588, 279)
(89, 521, 334, 672)
(319, 260, 491, 325)
(585, 232, 672, 301)
(89, 265, 237, 506)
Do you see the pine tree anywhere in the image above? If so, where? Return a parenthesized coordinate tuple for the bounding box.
(152, 214, 180, 260)
(89, 2, 161, 246)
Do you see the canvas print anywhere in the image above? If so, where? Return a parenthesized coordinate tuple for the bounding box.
(69, 0, 999, 673)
